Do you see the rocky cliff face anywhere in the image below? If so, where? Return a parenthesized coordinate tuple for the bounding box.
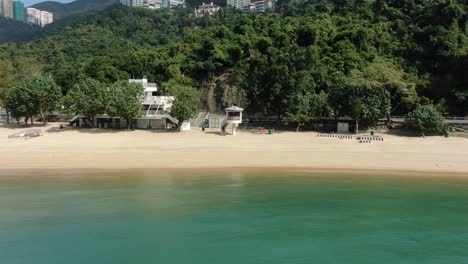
(198, 72, 248, 113)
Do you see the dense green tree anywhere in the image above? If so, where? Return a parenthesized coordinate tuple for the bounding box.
(286, 90, 329, 132)
(108, 82, 144, 129)
(4, 85, 36, 124)
(286, 91, 313, 132)
(28, 76, 62, 125)
(405, 104, 447, 136)
(4, 76, 59, 125)
(165, 80, 199, 131)
(0, 1, 466, 123)
(64, 78, 110, 125)
(330, 82, 391, 134)
(0, 60, 15, 106)
(349, 60, 420, 115)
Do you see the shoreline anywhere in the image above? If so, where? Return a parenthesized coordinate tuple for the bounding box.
(1, 124, 468, 178)
(1, 167, 467, 180)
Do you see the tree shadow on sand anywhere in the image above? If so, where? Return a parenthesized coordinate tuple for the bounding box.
(45, 124, 180, 135)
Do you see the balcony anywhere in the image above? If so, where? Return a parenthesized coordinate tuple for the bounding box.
(142, 96, 174, 106)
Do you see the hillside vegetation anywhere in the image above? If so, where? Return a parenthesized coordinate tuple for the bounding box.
(0, 17, 42, 42)
(31, 0, 120, 20)
(0, 0, 120, 43)
(0, 0, 467, 123)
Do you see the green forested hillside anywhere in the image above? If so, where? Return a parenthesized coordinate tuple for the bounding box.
(0, 0, 120, 43)
(0, 17, 42, 42)
(0, 0, 467, 119)
(31, 0, 120, 20)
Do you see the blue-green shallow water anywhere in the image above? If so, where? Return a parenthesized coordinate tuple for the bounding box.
(1, 173, 468, 264)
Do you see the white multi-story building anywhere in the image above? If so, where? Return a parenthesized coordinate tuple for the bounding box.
(120, 0, 183, 9)
(166, 0, 184, 8)
(145, 0, 162, 9)
(120, 0, 144, 7)
(26, 7, 40, 24)
(26, 7, 53, 27)
(227, 0, 245, 9)
(0, 0, 14, 18)
(195, 2, 220, 17)
(242, 0, 276, 13)
(72, 77, 179, 130)
(128, 77, 174, 115)
(40, 10, 53, 25)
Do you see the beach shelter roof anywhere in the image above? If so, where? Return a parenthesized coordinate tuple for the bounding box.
(225, 106, 244, 112)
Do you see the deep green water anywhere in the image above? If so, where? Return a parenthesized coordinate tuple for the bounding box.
(1, 173, 468, 264)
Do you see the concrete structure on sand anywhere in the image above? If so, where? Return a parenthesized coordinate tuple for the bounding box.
(70, 77, 179, 130)
(221, 106, 243, 136)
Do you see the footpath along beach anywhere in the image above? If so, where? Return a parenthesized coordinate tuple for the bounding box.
(0, 124, 467, 175)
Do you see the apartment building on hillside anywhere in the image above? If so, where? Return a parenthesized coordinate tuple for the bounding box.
(0, 0, 14, 18)
(120, 0, 184, 9)
(26, 7, 53, 27)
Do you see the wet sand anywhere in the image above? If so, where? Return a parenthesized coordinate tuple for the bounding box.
(1, 124, 467, 176)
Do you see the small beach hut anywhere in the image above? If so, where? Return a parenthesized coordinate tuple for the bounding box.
(223, 106, 243, 135)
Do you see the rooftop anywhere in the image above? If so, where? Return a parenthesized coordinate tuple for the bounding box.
(225, 106, 244, 112)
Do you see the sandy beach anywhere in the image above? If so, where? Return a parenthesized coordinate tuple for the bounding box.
(0, 124, 467, 176)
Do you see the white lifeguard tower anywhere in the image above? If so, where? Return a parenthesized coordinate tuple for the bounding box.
(222, 106, 243, 136)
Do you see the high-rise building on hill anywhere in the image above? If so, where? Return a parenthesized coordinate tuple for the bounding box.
(13, 1, 25, 22)
(26, 7, 53, 27)
(227, 0, 245, 9)
(0, 0, 14, 18)
(120, 0, 184, 9)
(228, 0, 276, 13)
(195, 2, 220, 17)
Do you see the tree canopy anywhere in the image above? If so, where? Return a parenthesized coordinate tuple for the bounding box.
(108, 81, 144, 129)
(5, 76, 61, 125)
(405, 104, 447, 135)
(165, 80, 199, 131)
(0, 0, 466, 126)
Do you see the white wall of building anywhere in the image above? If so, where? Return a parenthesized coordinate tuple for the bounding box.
(26, 7, 53, 27)
(121, 0, 183, 9)
(1, 0, 14, 18)
(227, 0, 246, 9)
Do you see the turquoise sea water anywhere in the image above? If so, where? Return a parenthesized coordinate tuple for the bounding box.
(1, 172, 468, 264)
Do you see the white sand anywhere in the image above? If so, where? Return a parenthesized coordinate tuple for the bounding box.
(1, 124, 467, 175)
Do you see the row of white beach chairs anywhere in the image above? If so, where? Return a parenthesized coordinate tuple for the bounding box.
(316, 134, 353, 139)
(317, 133, 384, 143)
(358, 136, 384, 142)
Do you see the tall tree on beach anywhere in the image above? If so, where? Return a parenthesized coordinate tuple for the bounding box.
(4, 86, 35, 125)
(3, 78, 56, 125)
(330, 82, 391, 134)
(29, 76, 62, 126)
(108, 81, 144, 129)
(64, 78, 110, 126)
(164, 80, 199, 132)
(286, 90, 329, 132)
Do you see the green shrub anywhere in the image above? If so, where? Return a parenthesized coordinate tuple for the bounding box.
(405, 105, 446, 135)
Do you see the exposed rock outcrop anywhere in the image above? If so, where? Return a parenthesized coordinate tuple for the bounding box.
(198, 72, 248, 113)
